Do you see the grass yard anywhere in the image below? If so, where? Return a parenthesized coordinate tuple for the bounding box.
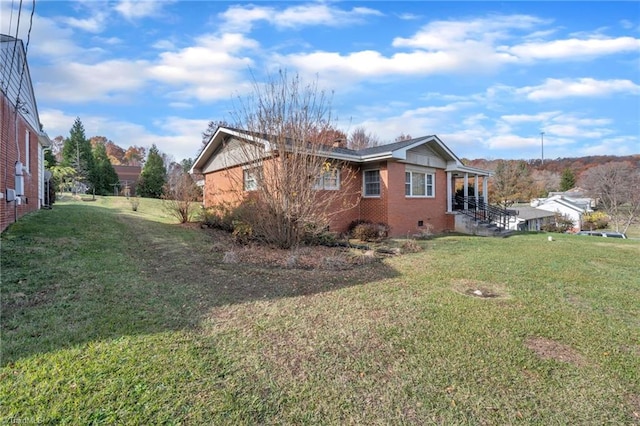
(1, 196, 639, 425)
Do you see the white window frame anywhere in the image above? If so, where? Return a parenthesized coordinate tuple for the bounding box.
(405, 167, 435, 198)
(314, 168, 340, 190)
(363, 169, 381, 197)
(243, 168, 259, 191)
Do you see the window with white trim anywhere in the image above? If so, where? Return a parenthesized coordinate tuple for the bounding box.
(314, 168, 340, 190)
(363, 169, 381, 197)
(405, 170, 434, 197)
(243, 168, 259, 191)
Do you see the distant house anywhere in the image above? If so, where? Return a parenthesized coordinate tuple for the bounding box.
(547, 187, 596, 209)
(0, 34, 52, 233)
(529, 194, 594, 232)
(191, 127, 499, 237)
(506, 206, 556, 231)
(113, 165, 142, 196)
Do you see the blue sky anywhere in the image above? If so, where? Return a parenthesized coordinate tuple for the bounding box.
(2, 1, 639, 162)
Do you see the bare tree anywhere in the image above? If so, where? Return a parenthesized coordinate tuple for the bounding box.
(348, 126, 379, 150)
(580, 161, 640, 233)
(163, 161, 202, 223)
(490, 160, 535, 207)
(394, 133, 412, 142)
(224, 70, 357, 248)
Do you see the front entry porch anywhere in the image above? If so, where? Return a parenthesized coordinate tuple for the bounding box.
(445, 164, 516, 232)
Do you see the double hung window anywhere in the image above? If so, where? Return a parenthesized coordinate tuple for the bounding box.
(363, 169, 381, 197)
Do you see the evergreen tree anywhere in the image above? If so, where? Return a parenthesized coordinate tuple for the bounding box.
(61, 118, 95, 191)
(559, 168, 576, 192)
(92, 141, 120, 195)
(137, 144, 167, 198)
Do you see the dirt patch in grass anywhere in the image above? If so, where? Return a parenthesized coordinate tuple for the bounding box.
(451, 278, 509, 299)
(525, 337, 587, 367)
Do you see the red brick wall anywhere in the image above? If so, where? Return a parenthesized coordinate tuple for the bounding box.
(201, 159, 456, 238)
(359, 162, 388, 226)
(203, 167, 244, 208)
(1, 95, 42, 233)
(385, 164, 453, 236)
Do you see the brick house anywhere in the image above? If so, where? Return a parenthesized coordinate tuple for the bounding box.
(191, 127, 492, 237)
(113, 165, 142, 196)
(1, 35, 52, 233)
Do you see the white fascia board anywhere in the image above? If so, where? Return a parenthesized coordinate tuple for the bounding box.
(38, 132, 52, 147)
(446, 164, 493, 176)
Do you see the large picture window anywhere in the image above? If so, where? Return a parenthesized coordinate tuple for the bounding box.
(314, 168, 340, 190)
(405, 170, 434, 197)
(363, 169, 380, 197)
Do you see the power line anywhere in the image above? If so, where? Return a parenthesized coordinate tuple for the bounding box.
(15, 0, 36, 112)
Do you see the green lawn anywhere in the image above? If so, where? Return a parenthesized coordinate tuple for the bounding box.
(1, 196, 639, 424)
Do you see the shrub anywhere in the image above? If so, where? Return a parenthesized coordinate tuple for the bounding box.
(542, 212, 575, 233)
(351, 221, 390, 242)
(302, 222, 338, 246)
(232, 220, 253, 244)
(201, 204, 235, 231)
(401, 239, 423, 253)
(582, 211, 609, 230)
(347, 219, 370, 234)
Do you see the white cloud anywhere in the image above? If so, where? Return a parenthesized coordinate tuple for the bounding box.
(114, 0, 172, 21)
(36, 60, 149, 102)
(280, 15, 552, 82)
(486, 134, 541, 149)
(392, 14, 543, 50)
(500, 112, 561, 124)
(59, 13, 108, 33)
(152, 39, 176, 50)
(148, 33, 258, 101)
(506, 36, 640, 60)
(218, 3, 382, 33)
(396, 13, 421, 21)
(518, 78, 640, 101)
(93, 36, 123, 45)
(582, 135, 639, 156)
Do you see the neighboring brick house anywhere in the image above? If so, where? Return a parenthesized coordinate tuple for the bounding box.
(1, 35, 51, 233)
(113, 165, 142, 196)
(191, 127, 492, 237)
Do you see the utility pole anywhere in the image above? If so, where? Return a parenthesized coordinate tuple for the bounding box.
(540, 132, 545, 166)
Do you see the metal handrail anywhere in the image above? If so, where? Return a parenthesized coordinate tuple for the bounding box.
(453, 196, 517, 229)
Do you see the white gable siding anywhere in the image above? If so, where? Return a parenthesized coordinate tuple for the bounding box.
(0, 38, 40, 133)
(405, 144, 447, 168)
(202, 137, 266, 173)
(535, 200, 584, 229)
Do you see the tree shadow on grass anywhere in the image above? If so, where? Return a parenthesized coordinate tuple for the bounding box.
(1, 203, 400, 365)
